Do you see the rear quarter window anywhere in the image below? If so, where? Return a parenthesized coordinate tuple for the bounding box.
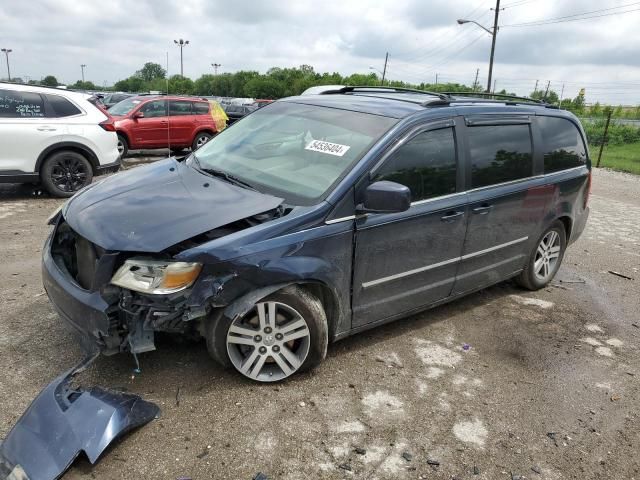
(44, 94, 82, 117)
(538, 116, 587, 173)
(0, 89, 45, 118)
(467, 124, 533, 188)
(193, 102, 210, 114)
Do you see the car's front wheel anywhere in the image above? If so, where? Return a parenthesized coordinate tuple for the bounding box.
(40, 151, 93, 197)
(517, 220, 567, 290)
(207, 286, 328, 382)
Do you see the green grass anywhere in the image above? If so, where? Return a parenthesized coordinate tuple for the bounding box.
(590, 142, 640, 175)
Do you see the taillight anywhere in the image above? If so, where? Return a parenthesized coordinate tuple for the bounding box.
(583, 170, 592, 209)
(100, 119, 116, 132)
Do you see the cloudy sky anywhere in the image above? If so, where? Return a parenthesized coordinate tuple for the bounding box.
(1, 0, 639, 104)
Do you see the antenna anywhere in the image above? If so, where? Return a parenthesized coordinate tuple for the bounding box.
(166, 51, 171, 153)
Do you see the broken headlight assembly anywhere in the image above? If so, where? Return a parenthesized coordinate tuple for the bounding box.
(111, 258, 202, 294)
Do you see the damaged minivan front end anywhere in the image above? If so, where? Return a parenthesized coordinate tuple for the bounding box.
(42, 167, 290, 357)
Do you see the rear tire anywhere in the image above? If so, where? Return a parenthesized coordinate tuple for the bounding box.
(40, 151, 93, 198)
(206, 286, 328, 382)
(117, 134, 128, 158)
(516, 220, 566, 290)
(192, 132, 212, 151)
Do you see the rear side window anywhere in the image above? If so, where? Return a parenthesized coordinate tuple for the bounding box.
(193, 102, 210, 114)
(0, 89, 45, 118)
(44, 94, 82, 117)
(374, 127, 457, 202)
(467, 124, 533, 188)
(169, 100, 192, 116)
(538, 116, 587, 173)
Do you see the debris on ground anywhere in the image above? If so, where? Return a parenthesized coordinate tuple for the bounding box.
(402, 451, 413, 462)
(473, 465, 480, 475)
(338, 463, 352, 471)
(607, 270, 633, 280)
(462, 343, 471, 351)
(546, 432, 559, 447)
(427, 458, 440, 467)
(354, 447, 366, 455)
(252, 473, 269, 480)
(532, 465, 542, 474)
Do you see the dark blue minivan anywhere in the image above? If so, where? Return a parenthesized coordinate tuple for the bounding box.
(43, 87, 591, 382)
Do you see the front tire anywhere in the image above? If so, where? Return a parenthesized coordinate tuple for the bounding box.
(516, 220, 566, 290)
(207, 286, 328, 382)
(192, 132, 212, 151)
(40, 151, 93, 198)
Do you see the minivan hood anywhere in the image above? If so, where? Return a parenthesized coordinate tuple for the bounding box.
(63, 158, 283, 252)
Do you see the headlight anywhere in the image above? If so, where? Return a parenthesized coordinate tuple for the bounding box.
(111, 258, 202, 294)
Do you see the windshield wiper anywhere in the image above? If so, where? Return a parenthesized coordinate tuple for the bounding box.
(191, 153, 258, 192)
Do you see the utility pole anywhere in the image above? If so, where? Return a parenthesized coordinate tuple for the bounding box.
(473, 68, 479, 90)
(492, 79, 497, 94)
(173, 39, 189, 76)
(1, 48, 12, 81)
(435, 73, 438, 86)
(558, 83, 565, 107)
(80, 64, 86, 83)
(596, 109, 612, 168)
(381, 52, 388, 86)
(543, 80, 551, 101)
(487, 0, 501, 93)
(533, 79, 539, 95)
(211, 63, 221, 75)
(457, 0, 501, 93)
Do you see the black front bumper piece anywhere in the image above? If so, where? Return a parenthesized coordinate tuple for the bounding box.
(0, 355, 159, 480)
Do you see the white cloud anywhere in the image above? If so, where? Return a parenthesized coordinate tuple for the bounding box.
(0, 0, 638, 103)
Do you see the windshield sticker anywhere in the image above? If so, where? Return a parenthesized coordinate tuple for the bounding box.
(305, 140, 351, 157)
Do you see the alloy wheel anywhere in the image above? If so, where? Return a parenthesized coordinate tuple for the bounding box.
(117, 140, 125, 155)
(226, 301, 311, 382)
(50, 155, 89, 193)
(195, 135, 210, 149)
(533, 230, 561, 281)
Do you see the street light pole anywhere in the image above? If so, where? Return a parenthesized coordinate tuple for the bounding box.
(457, 0, 501, 93)
(173, 39, 189, 76)
(211, 63, 221, 75)
(80, 64, 86, 83)
(1, 48, 12, 81)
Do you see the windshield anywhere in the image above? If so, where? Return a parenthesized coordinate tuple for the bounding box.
(190, 101, 397, 205)
(109, 97, 143, 115)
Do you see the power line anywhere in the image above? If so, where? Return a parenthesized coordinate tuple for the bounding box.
(501, 0, 537, 9)
(503, 2, 640, 27)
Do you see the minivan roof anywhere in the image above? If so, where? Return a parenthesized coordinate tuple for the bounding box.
(283, 86, 565, 120)
(0, 81, 91, 102)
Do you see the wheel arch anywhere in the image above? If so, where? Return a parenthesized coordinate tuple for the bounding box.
(557, 215, 573, 241)
(192, 128, 216, 143)
(36, 142, 99, 174)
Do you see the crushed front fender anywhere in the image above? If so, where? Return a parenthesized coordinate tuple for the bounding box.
(0, 355, 159, 480)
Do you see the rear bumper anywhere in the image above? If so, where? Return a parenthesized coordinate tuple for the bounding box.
(569, 206, 589, 245)
(95, 157, 121, 175)
(41, 230, 113, 354)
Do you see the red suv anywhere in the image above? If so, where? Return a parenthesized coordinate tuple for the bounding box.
(109, 95, 219, 157)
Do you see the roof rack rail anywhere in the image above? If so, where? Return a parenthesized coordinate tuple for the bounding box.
(321, 85, 450, 102)
(441, 91, 545, 105)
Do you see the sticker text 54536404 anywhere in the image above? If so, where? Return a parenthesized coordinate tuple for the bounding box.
(305, 140, 351, 157)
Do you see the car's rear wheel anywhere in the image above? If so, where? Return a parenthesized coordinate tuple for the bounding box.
(516, 220, 566, 290)
(192, 132, 212, 151)
(117, 134, 128, 158)
(40, 151, 93, 198)
(207, 286, 328, 382)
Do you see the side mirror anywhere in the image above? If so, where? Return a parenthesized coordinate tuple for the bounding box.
(360, 181, 411, 214)
(133, 111, 145, 119)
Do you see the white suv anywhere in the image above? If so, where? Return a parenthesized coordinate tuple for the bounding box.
(0, 83, 120, 197)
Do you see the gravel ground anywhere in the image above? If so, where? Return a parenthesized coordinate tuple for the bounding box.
(0, 164, 638, 480)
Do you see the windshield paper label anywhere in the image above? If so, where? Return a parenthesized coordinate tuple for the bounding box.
(305, 140, 350, 157)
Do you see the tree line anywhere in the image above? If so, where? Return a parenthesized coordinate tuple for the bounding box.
(20, 62, 638, 118)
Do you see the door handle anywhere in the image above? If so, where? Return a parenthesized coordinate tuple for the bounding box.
(440, 211, 464, 221)
(472, 204, 493, 215)
(37, 127, 56, 132)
